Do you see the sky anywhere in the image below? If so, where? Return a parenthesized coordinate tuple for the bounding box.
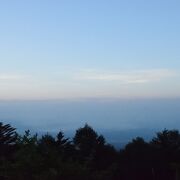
(0, 0, 180, 100)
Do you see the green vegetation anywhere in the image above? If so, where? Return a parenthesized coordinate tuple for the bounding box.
(0, 122, 180, 180)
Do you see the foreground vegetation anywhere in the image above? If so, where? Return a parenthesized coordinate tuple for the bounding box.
(0, 122, 180, 180)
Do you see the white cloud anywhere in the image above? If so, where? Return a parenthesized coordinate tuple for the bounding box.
(0, 69, 178, 100)
(74, 69, 177, 84)
(0, 74, 28, 81)
(0, 75, 20, 80)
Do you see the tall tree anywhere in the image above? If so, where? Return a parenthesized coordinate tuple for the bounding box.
(0, 122, 17, 146)
(73, 124, 98, 157)
(0, 122, 17, 159)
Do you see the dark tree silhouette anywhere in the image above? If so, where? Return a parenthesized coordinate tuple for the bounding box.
(151, 129, 180, 164)
(150, 129, 180, 180)
(73, 123, 117, 178)
(151, 129, 180, 150)
(73, 124, 98, 157)
(0, 122, 16, 146)
(56, 131, 70, 148)
(0, 122, 180, 180)
(39, 134, 55, 147)
(0, 122, 17, 160)
(0, 123, 17, 179)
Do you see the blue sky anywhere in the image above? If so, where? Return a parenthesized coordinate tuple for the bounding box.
(0, 0, 180, 100)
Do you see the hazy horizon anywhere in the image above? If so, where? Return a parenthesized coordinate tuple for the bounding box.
(1, 98, 180, 146)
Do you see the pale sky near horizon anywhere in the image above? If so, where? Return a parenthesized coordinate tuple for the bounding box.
(0, 0, 180, 100)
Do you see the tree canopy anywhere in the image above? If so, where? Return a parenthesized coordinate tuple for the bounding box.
(0, 122, 180, 180)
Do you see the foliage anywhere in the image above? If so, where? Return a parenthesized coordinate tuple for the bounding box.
(0, 122, 180, 180)
(0, 122, 17, 146)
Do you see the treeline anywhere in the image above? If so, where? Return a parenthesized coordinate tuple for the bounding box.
(0, 122, 180, 180)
